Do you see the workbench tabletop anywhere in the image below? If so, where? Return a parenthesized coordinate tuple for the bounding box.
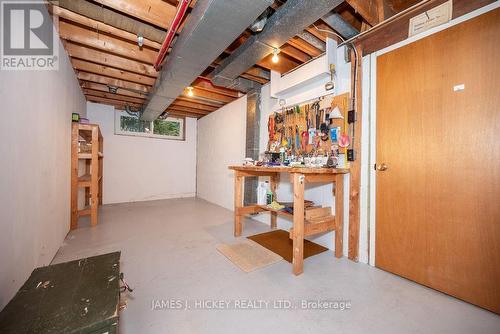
(228, 165, 349, 174)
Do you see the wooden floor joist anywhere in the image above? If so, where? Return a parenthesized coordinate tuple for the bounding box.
(80, 81, 147, 99)
(51, 5, 161, 49)
(59, 20, 157, 64)
(65, 42, 158, 77)
(77, 72, 150, 94)
(92, 0, 176, 30)
(82, 89, 146, 104)
(71, 59, 156, 86)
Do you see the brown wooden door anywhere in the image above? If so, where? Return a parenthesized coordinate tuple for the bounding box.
(375, 9, 500, 314)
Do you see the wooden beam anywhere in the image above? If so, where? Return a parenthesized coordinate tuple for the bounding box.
(348, 45, 363, 262)
(245, 66, 270, 80)
(306, 26, 326, 43)
(376, 0, 396, 21)
(64, 42, 157, 77)
(182, 87, 235, 103)
(77, 71, 150, 93)
(176, 96, 223, 107)
(86, 95, 142, 108)
(59, 20, 157, 64)
(256, 53, 300, 74)
(80, 81, 146, 99)
(50, 5, 161, 49)
(82, 89, 145, 104)
(240, 73, 269, 84)
(193, 78, 241, 97)
(167, 106, 210, 115)
(92, 0, 176, 29)
(171, 100, 217, 111)
(280, 43, 312, 63)
(287, 36, 322, 57)
(71, 58, 156, 86)
(356, 0, 495, 54)
(296, 31, 326, 52)
(167, 109, 204, 119)
(346, 0, 380, 26)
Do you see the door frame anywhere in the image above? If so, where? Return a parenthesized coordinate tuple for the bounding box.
(365, 2, 500, 266)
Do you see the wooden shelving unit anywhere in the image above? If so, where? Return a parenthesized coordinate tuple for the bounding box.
(71, 123, 103, 229)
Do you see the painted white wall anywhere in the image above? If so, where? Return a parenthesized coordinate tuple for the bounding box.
(0, 38, 86, 308)
(87, 102, 197, 204)
(196, 96, 247, 210)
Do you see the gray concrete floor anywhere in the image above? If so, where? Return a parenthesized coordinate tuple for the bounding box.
(53, 198, 500, 334)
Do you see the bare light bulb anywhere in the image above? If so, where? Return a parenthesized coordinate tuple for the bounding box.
(272, 48, 279, 63)
(186, 87, 194, 97)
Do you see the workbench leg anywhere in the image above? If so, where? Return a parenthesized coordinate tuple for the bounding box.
(234, 174, 243, 237)
(270, 174, 279, 229)
(292, 173, 305, 275)
(334, 174, 344, 258)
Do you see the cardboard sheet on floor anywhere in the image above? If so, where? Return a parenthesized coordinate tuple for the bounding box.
(216, 240, 283, 273)
(248, 230, 328, 263)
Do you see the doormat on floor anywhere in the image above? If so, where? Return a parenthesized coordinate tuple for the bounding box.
(216, 240, 283, 273)
(247, 230, 328, 263)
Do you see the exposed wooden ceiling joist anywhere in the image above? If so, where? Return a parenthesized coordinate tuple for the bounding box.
(256, 53, 300, 73)
(80, 81, 146, 99)
(287, 36, 323, 57)
(77, 71, 150, 93)
(192, 78, 241, 98)
(345, 0, 381, 26)
(71, 58, 156, 86)
(171, 100, 218, 112)
(176, 96, 224, 107)
(167, 105, 210, 115)
(51, 5, 161, 49)
(181, 87, 236, 104)
(86, 95, 143, 108)
(59, 20, 157, 64)
(83, 88, 146, 104)
(64, 42, 157, 77)
(52, 0, 167, 43)
(167, 110, 202, 119)
(91, 0, 177, 30)
(280, 44, 312, 63)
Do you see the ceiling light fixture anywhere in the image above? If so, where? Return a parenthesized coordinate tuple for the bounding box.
(186, 86, 194, 97)
(271, 48, 280, 63)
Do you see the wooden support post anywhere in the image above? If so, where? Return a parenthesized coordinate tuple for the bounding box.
(348, 45, 363, 261)
(234, 174, 243, 237)
(90, 127, 99, 226)
(269, 174, 279, 229)
(334, 174, 344, 258)
(292, 173, 305, 275)
(85, 160, 90, 206)
(70, 123, 79, 230)
(98, 136, 103, 205)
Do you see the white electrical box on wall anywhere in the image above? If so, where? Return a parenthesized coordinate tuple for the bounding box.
(270, 38, 338, 98)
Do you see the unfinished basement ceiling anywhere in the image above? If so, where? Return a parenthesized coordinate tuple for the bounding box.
(52, 0, 421, 119)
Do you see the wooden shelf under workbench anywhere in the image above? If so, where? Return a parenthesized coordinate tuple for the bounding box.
(71, 123, 103, 229)
(229, 165, 348, 276)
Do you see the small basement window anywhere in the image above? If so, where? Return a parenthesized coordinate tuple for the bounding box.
(115, 111, 185, 140)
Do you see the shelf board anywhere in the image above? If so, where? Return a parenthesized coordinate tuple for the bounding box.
(78, 174, 102, 188)
(78, 152, 103, 159)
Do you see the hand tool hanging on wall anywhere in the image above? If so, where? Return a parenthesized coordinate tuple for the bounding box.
(295, 125, 300, 155)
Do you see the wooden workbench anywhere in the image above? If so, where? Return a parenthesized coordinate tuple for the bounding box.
(229, 165, 349, 275)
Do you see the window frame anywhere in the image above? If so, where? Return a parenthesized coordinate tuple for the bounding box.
(114, 111, 186, 141)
